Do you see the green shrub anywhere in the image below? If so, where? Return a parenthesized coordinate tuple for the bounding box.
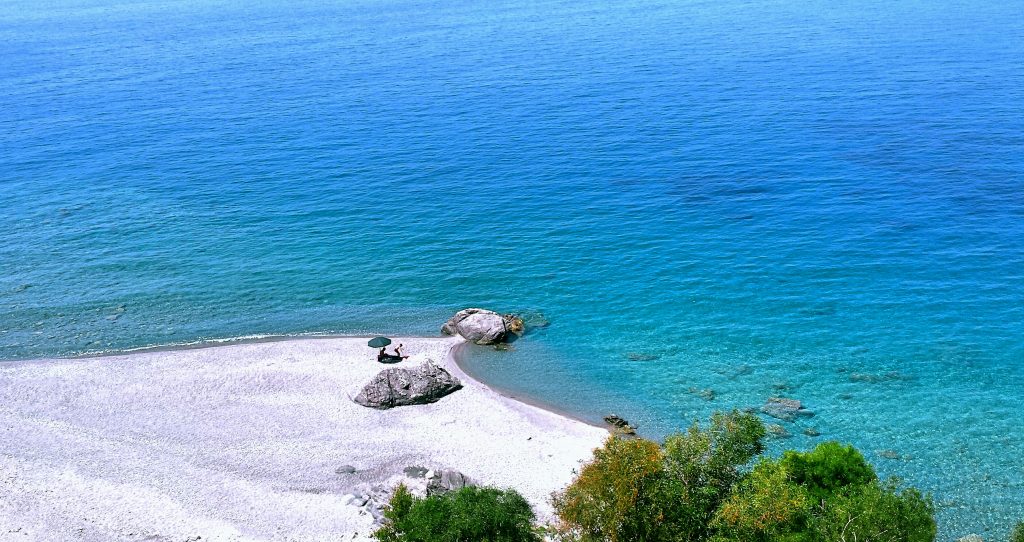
(659, 410, 767, 541)
(374, 484, 540, 542)
(554, 410, 937, 542)
(551, 435, 667, 542)
(712, 459, 811, 542)
(553, 410, 766, 542)
(810, 478, 936, 542)
(780, 441, 876, 502)
(713, 459, 933, 542)
(1011, 521, 1024, 542)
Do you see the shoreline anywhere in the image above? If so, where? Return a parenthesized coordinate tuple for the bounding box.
(9, 332, 449, 362)
(6, 332, 606, 431)
(448, 340, 607, 431)
(0, 335, 607, 540)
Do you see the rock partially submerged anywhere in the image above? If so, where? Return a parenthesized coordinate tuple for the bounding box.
(604, 414, 637, 435)
(766, 423, 792, 439)
(441, 308, 525, 345)
(688, 387, 716, 401)
(626, 352, 660, 362)
(877, 449, 902, 460)
(354, 362, 462, 409)
(761, 397, 815, 422)
(849, 371, 905, 383)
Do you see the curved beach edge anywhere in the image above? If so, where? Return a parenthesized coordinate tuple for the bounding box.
(0, 336, 607, 541)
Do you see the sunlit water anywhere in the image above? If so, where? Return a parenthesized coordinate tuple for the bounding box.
(2, 0, 1022, 538)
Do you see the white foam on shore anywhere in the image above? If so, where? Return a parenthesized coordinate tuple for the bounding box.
(0, 337, 607, 541)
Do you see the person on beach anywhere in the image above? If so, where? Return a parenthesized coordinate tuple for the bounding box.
(377, 345, 408, 363)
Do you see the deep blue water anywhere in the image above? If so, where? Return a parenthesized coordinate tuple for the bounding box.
(2, 0, 1023, 537)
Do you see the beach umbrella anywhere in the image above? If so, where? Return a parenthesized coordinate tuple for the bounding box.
(367, 337, 391, 348)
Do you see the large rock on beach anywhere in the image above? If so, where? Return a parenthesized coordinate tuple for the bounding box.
(354, 362, 462, 409)
(761, 397, 815, 422)
(441, 308, 525, 345)
(426, 469, 473, 496)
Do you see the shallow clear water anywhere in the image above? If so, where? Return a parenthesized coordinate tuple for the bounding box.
(2, 0, 1023, 537)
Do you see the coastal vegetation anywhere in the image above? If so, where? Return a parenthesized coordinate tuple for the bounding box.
(1011, 522, 1024, 542)
(374, 484, 540, 542)
(552, 410, 766, 541)
(551, 410, 937, 542)
(372, 410, 947, 541)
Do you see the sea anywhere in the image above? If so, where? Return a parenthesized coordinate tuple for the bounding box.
(1, 0, 1022, 538)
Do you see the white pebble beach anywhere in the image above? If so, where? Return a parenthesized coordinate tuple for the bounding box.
(0, 336, 607, 541)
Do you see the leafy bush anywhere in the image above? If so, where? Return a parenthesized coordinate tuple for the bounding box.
(1011, 521, 1024, 542)
(780, 441, 876, 503)
(551, 435, 666, 542)
(374, 484, 540, 542)
(714, 440, 934, 542)
(659, 410, 767, 541)
(554, 410, 939, 542)
(810, 479, 936, 542)
(713, 459, 811, 542)
(553, 410, 766, 542)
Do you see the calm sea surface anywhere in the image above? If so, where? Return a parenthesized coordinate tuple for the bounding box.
(2, 0, 1023, 537)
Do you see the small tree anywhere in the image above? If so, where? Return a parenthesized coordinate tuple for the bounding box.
(374, 484, 539, 542)
(713, 459, 811, 542)
(811, 479, 936, 542)
(780, 441, 876, 503)
(659, 410, 767, 541)
(553, 410, 765, 542)
(552, 436, 666, 542)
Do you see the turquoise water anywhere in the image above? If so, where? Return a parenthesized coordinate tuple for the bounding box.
(2, 0, 1023, 537)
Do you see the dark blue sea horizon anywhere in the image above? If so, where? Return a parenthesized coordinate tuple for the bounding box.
(2, 0, 1022, 537)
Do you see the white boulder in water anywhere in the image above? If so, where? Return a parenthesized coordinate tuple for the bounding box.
(441, 308, 525, 345)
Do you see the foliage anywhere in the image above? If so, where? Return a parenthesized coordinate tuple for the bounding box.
(809, 479, 936, 542)
(553, 409, 941, 542)
(659, 410, 768, 541)
(553, 410, 766, 542)
(374, 484, 540, 542)
(780, 441, 876, 503)
(1010, 521, 1024, 542)
(713, 459, 811, 542)
(713, 440, 934, 542)
(551, 435, 667, 542)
